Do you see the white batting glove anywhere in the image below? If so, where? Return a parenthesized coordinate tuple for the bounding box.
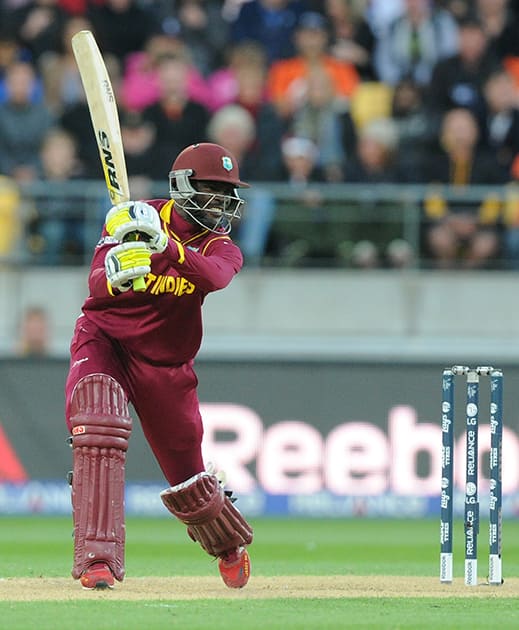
(147, 230, 168, 254)
(105, 241, 151, 292)
(105, 201, 168, 253)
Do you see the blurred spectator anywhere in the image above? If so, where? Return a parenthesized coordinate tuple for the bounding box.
(364, 0, 404, 35)
(281, 135, 323, 183)
(475, 0, 519, 60)
(421, 108, 506, 269)
(207, 104, 257, 174)
(289, 66, 356, 181)
(481, 68, 519, 178)
(440, 0, 472, 22)
(0, 30, 38, 103)
(326, 0, 377, 81)
(426, 16, 501, 124)
(498, 0, 519, 87)
(59, 96, 101, 178)
(391, 78, 434, 178)
(502, 182, 519, 268)
(38, 14, 93, 115)
(161, 0, 230, 76)
(119, 109, 156, 194)
(344, 103, 418, 269)
(230, 0, 306, 65)
(205, 41, 268, 112)
(344, 117, 403, 183)
(374, 0, 459, 87)
(0, 174, 22, 259)
(141, 53, 210, 178)
(276, 136, 328, 265)
(0, 34, 21, 80)
(26, 127, 89, 265)
(0, 60, 54, 182)
(207, 103, 278, 265)
(15, 305, 51, 357)
(349, 80, 393, 131)
(384, 237, 415, 268)
(120, 31, 209, 112)
(206, 43, 286, 181)
(5, 0, 66, 62)
(87, 0, 160, 65)
(266, 11, 359, 120)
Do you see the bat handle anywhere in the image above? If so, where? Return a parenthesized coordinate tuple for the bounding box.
(124, 231, 147, 292)
(133, 276, 146, 292)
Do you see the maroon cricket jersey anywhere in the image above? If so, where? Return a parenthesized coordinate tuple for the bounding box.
(80, 199, 243, 365)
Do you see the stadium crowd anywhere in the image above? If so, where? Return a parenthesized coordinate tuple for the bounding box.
(1, 0, 519, 269)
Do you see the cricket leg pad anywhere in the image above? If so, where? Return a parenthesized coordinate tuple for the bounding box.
(69, 374, 132, 582)
(160, 472, 253, 557)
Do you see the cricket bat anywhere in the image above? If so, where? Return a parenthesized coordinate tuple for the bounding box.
(71, 29, 146, 292)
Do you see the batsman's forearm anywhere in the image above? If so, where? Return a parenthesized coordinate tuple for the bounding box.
(164, 240, 242, 292)
(89, 266, 114, 297)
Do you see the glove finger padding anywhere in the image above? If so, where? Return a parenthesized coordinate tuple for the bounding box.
(147, 230, 168, 254)
(106, 201, 167, 249)
(105, 241, 151, 291)
(161, 472, 253, 557)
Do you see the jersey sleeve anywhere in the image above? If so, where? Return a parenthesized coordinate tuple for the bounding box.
(164, 236, 243, 293)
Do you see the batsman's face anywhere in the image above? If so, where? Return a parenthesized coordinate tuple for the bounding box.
(192, 180, 239, 229)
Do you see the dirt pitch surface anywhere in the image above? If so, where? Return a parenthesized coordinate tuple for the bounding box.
(1, 576, 519, 601)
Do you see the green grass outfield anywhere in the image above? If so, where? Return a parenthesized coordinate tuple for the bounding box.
(1, 516, 519, 629)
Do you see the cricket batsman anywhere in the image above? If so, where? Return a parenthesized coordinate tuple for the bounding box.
(65, 142, 253, 590)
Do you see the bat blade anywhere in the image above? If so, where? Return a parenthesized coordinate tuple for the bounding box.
(72, 30, 145, 291)
(72, 30, 129, 205)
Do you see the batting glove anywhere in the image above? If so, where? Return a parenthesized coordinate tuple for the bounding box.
(105, 241, 152, 292)
(105, 201, 168, 253)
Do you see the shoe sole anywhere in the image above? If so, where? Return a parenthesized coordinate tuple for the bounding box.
(81, 581, 114, 590)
